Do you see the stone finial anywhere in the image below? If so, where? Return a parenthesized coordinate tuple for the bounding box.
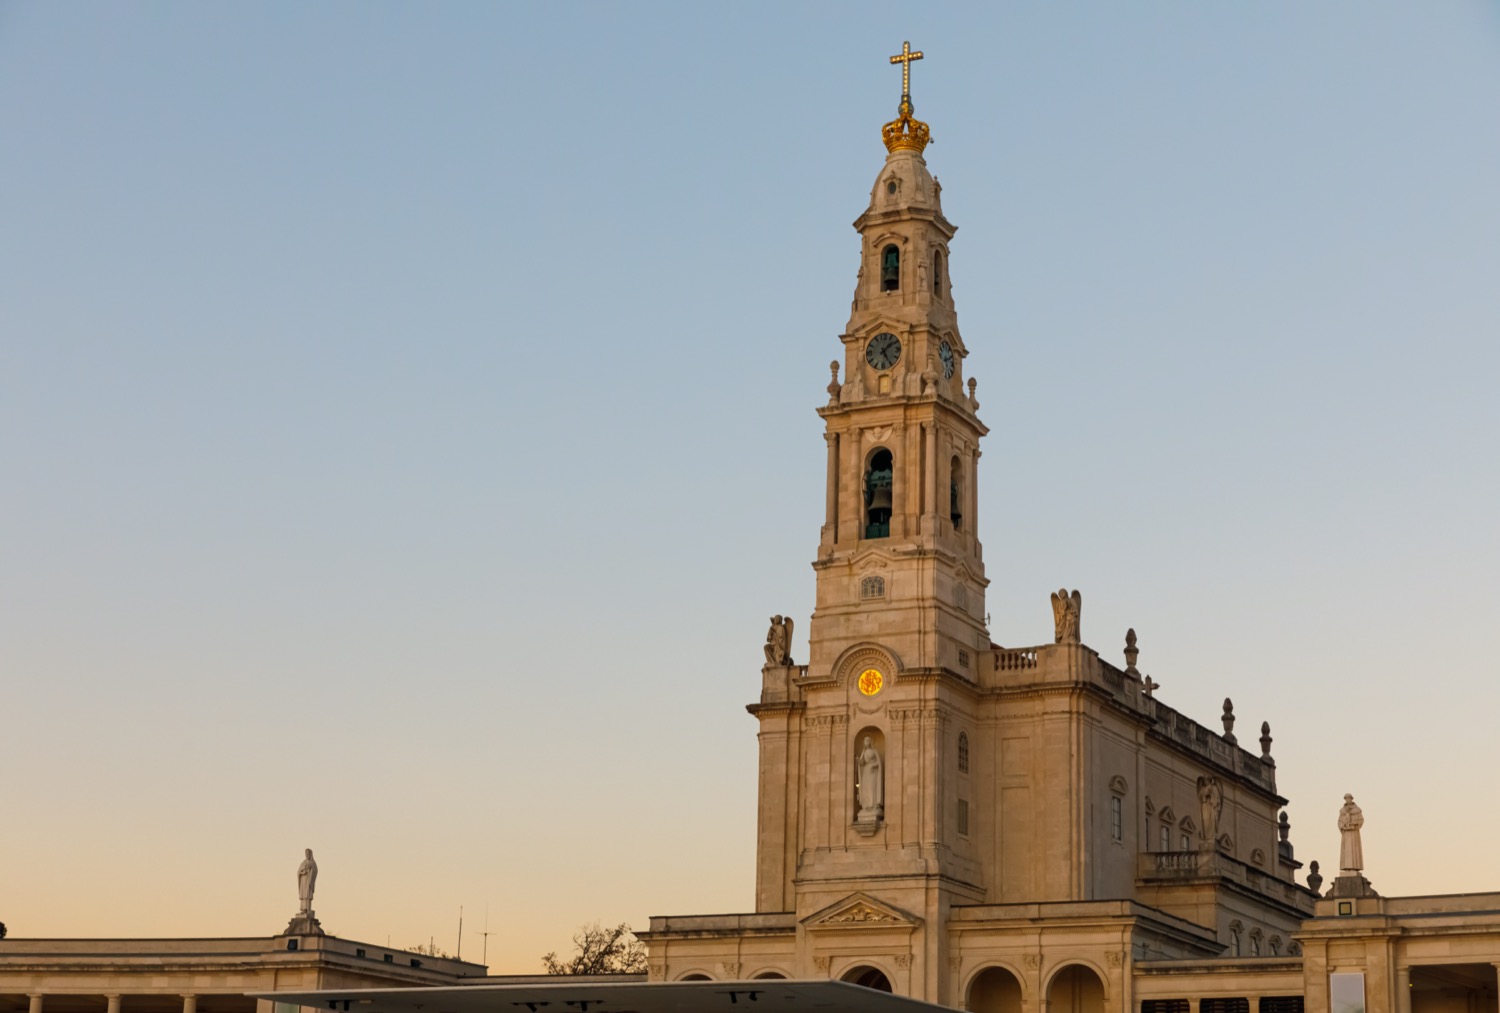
(1279, 810, 1291, 843)
(1260, 721, 1273, 760)
(827, 361, 842, 404)
(1141, 674, 1158, 698)
(1221, 698, 1236, 744)
(967, 376, 979, 410)
(1123, 628, 1139, 674)
(1306, 860, 1323, 896)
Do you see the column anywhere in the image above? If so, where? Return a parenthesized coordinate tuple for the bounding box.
(106, 996, 121, 1013)
(181, 995, 197, 1013)
(823, 432, 838, 540)
(28, 995, 44, 1013)
(923, 423, 937, 534)
(1396, 966, 1412, 1013)
(968, 447, 980, 546)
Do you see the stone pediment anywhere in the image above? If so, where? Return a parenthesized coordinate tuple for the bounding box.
(803, 893, 922, 930)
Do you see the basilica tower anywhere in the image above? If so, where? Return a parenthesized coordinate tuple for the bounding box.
(748, 51, 992, 989)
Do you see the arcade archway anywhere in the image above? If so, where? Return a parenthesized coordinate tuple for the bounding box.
(966, 966, 1023, 1013)
(1047, 964, 1105, 1013)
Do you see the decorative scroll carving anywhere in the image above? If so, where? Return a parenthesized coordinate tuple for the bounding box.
(1106, 951, 1124, 968)
(721, 962, 741, 978)
(803, 714, 850, 730)
(1023, 954, 1040, 970)
(894, 954, 912, 969)
(824, 903, 897, 924)
(813, 955, 830, 971)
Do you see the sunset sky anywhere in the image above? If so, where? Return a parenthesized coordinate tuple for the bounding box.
(4, 3, 1499, 973)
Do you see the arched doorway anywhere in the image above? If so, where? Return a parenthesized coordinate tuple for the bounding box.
(967, 966, 1023, 1013)
(1047, 965, 1105, 1013)
(842, 965, 893, 992)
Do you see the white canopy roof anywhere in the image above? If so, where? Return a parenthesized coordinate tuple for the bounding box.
(256, 980, 948, 1013)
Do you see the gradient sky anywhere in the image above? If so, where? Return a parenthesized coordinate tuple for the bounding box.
(3, 2, 1499, 974)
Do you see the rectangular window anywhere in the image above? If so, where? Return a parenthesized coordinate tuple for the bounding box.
(1181, 833, 1191, 850)
(1199, 1001, 1250, 1013)
(958, 649, 970, 669)
(1330, 972, 1365, 1013)
(1141, 1003, 1191, 1013)
(1160, 826, 1171, 851)
(957, 799, 970, 836)
(1259, 999, 1305, 1013)
(1110, 796, 1123, 842)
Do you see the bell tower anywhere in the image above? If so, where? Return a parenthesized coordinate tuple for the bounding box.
(810, 48, 989, 685)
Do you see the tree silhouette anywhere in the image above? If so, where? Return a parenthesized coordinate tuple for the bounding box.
(542, 922, 647, 975)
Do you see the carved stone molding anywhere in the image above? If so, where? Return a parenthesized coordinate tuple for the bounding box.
(824, 903, 898, 924)
(890, 707, 939, 723)
(648, 963, 665, 978)
(893, 954, 912, 969)
(813, 955, 830, 971)
(1106, 951, 1124, 968)
(803, 714, 850, 730)
(1023, 954, 1041, 970)
(721, 962, 742, 978)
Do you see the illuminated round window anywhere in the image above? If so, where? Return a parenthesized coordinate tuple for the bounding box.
(857, 668, 884, 696)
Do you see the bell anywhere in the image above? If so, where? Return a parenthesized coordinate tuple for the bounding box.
(869, 486, 893, 511)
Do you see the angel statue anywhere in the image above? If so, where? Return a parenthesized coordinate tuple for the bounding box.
(763, 615, 795, 667)
(1050, 588, 1082, 644)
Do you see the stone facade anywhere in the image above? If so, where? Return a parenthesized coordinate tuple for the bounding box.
(638, 78, 1500, 1013)
(0, 934, 487, 1013)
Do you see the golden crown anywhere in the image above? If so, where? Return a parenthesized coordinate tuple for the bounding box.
(882, 96, 931, 154)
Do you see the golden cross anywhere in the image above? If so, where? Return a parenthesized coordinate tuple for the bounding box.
(888, 40, 923, 97)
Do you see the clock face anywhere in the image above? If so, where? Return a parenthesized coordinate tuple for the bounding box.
(866, 332, 902, 371)
(858, 668, 884, 696)
(939, 340, 955, 379)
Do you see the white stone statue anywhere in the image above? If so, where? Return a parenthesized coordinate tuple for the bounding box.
(1197, 776, 1223, 845)
(1338, 794, 1364, 873)
(763, 616, 794, 666)
(297, 848, 318, 914)
(1050, 588, 1082, 644)
(856, 736, 884, 818)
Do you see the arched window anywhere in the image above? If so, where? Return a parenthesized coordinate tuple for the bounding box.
(860, 575, 886, 600)
(881, 245, 900, 292)
(864, 448, 893, 538)
(932, 250, 942, 296)
(957, 732, 969, 773)
(949, 454, 963, 530)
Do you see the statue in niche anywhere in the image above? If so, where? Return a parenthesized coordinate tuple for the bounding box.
(296, 848, 318, 914)
(1338, 794, 1364, 873)
(763, 615, 794, 667)
(1197, 776, 1223, 845)
(1050, 588, 1082, 644)
(856, 736, 884, 819)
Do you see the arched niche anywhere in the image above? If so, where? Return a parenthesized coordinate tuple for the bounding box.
(841, 964, 893, 992)
(676, 972, 712, 981)
(966, 965, 1023, 1013)
(750, 971, 788, 980)
(1046, 964, 1106, 1013)
(852, 725, 887, 825)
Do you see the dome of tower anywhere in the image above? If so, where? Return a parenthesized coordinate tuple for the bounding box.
(867, 148, 943, 216)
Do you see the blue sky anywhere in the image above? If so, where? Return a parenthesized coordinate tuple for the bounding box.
(3, 2, 1498, 971)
